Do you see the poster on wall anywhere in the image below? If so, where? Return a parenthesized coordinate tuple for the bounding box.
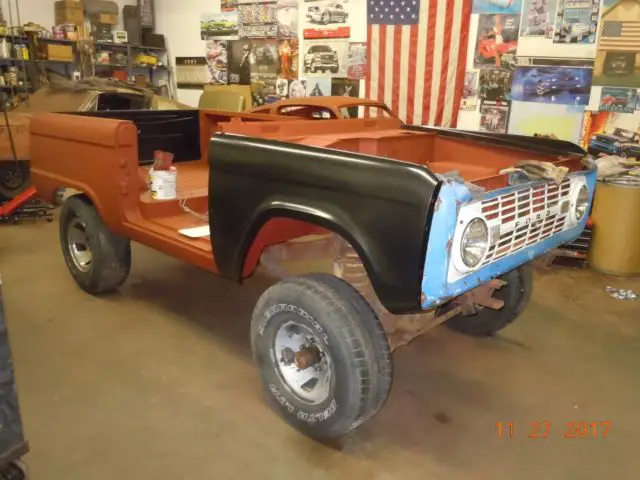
(347, 42, 366, 79)
(238, 2, 278, 38)
(332, 78, 360, 117)
(206, 40, 229, 84)
(278, 39, 298, 80)
(228, 40, 253, 85)
(520, 0, 556, 37)
(517, 0, 598, 57)
(479, 103, 510, 133)
(552, 0, 599, 44)
(478, 68, 512, 102)
(508, 101, 584, 141)
(276, 0, 298, 38)
(580, 110, 640, 156)
(598, 87, 638, 113)
(200, 11, 239, 40)
(592, 0, 640, 87)
(302, 39, 348, 77)
(461, 71, 479, 110)
(302, 0, 351, 39)
(250, 73, 279, 106)
(289, 78, 308, 97)
(511, 65, 592, 105)
(473, 0, 523, 14)
(221, 0, 238, 10)
(304, 77, 332, 95)
(474, 14, 520, 70)
(249, 39, 280, 76)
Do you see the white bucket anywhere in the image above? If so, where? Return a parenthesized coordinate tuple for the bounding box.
(150, 167, 178, 200)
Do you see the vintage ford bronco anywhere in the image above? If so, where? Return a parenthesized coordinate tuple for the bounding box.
(28, 106, 595, 439)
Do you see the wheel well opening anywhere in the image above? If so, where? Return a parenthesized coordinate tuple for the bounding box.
(243, 216, 385, 315)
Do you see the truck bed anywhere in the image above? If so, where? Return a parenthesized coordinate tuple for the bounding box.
(29, 109, 587, 279)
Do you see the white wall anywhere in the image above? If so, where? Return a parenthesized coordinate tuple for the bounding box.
(8, 0, 136, 32)
(154, 0, 368, 106)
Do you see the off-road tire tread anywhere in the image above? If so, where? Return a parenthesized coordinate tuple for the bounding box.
(59, 196, 131, 294)
(251, 273, 391, 438)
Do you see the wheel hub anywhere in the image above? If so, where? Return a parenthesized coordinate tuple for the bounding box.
(67, 217, 93, 273)
(1, 167, 22, 189)
(273, 320, 331, 404)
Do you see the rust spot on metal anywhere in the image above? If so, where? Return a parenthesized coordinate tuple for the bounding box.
(452, 279, 507, 315)
(295, 345, 322, 370)
(446, 237, 453, 253)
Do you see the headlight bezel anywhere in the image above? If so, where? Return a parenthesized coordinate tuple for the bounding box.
(570, 182, 590, 224)
(456, 217, 490, 273)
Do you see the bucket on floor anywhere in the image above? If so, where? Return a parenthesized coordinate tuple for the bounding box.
(150, 167, 177, 200)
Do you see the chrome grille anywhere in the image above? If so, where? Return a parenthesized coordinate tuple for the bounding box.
(480, 179, 572, 265)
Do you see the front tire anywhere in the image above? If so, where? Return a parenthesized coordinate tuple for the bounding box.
(440, 265, 533, 337)
(59, 195, 131, 294)
(251, 273, 392, 439)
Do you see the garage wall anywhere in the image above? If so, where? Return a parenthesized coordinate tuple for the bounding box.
(153, 0, 369, 106)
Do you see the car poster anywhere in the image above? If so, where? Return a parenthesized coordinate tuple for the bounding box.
(520, 0, 556, 38)
(479, 103, 510, 133)
(461, 71, 479, 111)
(303, 77, 332, 96)
(276, 0, 298, 39)
(205, 40, 229, 85)
(511, 56, 593, 106)
(473, 0, 523, 14)
(592, 0, 640, 88)
(238, 2, 278, 38)
(552, 0, 599, 44)
(200, 11, 239, 40)
(302, 38, 348, 77)
(598, 87, 638, 113)
(302, 0, 351, 39)
(508, 102, 584, 141)
(474, 14, 520, 70)
(580, 110, 640, 157)
(511, 65, 592, 105)
(347, 42, 367, 80)
(516, 0, 598, 58)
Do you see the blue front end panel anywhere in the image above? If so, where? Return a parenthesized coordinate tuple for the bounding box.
(420, 169, 597, 310)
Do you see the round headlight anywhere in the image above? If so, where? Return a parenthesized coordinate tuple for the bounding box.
(574, 184, 589, 221)
(460, 218, 489, 269)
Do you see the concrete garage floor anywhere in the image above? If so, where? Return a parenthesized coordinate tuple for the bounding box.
(1, 220, 638, 480)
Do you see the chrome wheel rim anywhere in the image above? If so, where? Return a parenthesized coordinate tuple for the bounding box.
(536, 84, 545, 95)
(67, 217, 93, 273)
(272, 319, 332, 405)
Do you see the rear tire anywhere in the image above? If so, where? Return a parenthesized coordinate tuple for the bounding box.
(441, 265, 533, 337)
(251, 273, 392, 439)
(59, 195, 131, 294)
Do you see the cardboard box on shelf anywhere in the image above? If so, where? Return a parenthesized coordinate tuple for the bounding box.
(91, 13, 118, 25)
(54, 0, 85, 26)
(43, 43, 74, 62)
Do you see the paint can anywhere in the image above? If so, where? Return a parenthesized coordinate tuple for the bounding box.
(150, 167, 177, 200)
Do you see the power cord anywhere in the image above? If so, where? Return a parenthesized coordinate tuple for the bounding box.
(178, 196, 208, 223)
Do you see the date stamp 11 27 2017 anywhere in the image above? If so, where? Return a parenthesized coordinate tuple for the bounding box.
(496, 421, 612, 439)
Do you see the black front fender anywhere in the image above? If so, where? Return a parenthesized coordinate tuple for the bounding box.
(208, 133, 441, 314)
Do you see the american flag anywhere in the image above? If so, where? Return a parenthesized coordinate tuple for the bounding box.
(366, 0, 472, 127)
(599, 21, 640, 52)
